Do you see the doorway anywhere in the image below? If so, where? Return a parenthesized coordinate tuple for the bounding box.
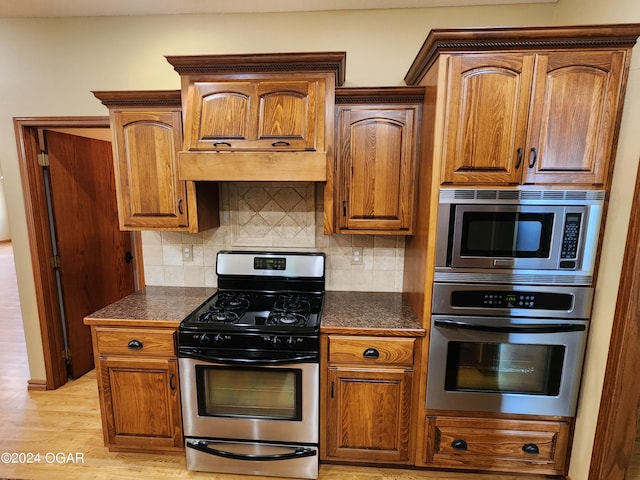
(14, 117, 143, 389)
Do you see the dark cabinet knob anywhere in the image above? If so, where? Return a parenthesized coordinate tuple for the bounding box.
(363, 348, 380, 359)
(451, 439, 468, 450)
(522, 443, 540, 455)
(127, 339, 143, 350)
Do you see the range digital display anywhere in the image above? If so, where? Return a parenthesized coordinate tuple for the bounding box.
(254, 257, 287, 271)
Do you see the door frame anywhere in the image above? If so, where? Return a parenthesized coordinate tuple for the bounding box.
(13, 116, 144, 390)
(588, 158, 640, 479)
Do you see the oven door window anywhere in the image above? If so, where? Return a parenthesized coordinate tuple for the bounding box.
(445, 342, 565, 395)
(460, 211, 554, 258)
(196, 365, 302, 420)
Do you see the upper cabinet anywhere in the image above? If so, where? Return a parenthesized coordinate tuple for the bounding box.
(405, 24, 640, 188)
(325, 87, 424, 234)
(93, 90, 219, 233)
(182, 79, 321, 151)
(166, 52, 346, 182)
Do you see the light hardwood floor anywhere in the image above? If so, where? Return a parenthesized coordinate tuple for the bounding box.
(0, 241, 636, 480)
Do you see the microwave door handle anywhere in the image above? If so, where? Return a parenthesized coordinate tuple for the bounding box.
(187, 440, 317, 461)
(434, 319, 586, 334)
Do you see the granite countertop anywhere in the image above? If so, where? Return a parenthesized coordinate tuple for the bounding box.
(84, 287, 425, 336)
(321, 291, 425, 336)
(84, 286, 216, 327)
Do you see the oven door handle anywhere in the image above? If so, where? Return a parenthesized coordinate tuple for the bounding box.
(179, 349, 318, 365)
(434, 319, 586, 334)
(186, 440, 317, 462)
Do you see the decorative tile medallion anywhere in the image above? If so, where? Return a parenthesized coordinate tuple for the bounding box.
(229, 182, 316, 248)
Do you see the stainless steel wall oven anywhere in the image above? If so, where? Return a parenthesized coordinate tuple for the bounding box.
(178, 251, 325, 479)
(427, 282, 592, 417)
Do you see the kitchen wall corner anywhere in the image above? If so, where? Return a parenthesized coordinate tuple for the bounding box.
(141, 183, 405, 292)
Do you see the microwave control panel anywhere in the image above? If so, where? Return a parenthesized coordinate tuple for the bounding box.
(560, 213, 582, 266)
(450, 290, 573, 310)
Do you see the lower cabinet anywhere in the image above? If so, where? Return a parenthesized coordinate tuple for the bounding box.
(424, 414, 572, 476)
(91, 326, 184, 453)
(321, 334, 416, 464)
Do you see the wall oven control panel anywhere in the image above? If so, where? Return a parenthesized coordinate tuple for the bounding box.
(450, 290, 573, 310)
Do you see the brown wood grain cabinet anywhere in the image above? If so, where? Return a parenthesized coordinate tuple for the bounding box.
(326, 87, 423, 234)
(440, 50, 626, 186)
(182, 79, 323, 152)
(425, 415, 571, 476)
(92, 90, 220, 232)
(321, 334, 416, 464)
(166, 52, 346, 182)
(91, 325, 183, 454)
(405, 25, 640, 188)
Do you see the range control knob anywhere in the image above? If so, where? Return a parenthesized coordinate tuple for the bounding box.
(269, 336, 282, 347)
(286, 336, 296, 347)
(213, 333, 224, 345)
(197, 333, 210, 344)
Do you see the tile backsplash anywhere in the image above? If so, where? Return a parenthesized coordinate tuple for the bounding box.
(141, 183, 405, 292)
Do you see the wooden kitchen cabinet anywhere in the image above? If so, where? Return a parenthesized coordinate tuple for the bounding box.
(165, 52, 346, 182)
(404, 25, 640, 188)
(181, 79, 322, 152)
(92, 90, 220, 232)
(322, 335, 416, 464)
(91, 326, 183, 453)
(424, 414, 572, 476)
(326, 87, 423, 234)
(440, 50, 626, 186)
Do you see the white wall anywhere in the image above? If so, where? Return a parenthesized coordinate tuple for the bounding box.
(0, 4, 638, 479)
(0, 167, 10, 241)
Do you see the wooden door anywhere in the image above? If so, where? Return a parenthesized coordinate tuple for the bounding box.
(112, 109, 188, 229)
(442, 53, 535, 185)
(185, 81, 253, 150)
(337, 107, 418, 233)
(46, 130, 136, 378)
(256, 80, 318, 150)
(326, 366, 412, 463)
(523, 50, 626, 186)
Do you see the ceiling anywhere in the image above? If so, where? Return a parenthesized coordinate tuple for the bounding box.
(0, 0, 556, 18)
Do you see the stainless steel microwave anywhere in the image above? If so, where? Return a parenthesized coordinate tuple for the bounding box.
(435, 188, 604, 285)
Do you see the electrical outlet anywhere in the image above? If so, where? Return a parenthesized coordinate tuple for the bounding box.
(351, 247, 363, 265)
(182, 245, 193, 262)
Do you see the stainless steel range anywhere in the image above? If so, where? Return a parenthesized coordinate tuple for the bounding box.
(178, 251, 325, 479)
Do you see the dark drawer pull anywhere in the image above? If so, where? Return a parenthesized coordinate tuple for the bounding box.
(451, 439, 468, 450)
(127, 339, 143, 350)
(522, 443, 540, 455)
(271, 141, 291, 147)
(213, 142, 232, 147)
(363, 348, 380, 359)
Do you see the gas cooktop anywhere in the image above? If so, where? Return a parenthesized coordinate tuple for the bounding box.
(181, 289, 323, 333)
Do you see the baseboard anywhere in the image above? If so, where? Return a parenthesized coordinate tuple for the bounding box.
(27, 379, 47, 391)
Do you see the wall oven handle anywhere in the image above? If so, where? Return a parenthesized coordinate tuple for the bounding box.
(434, 319, 586, 334)
(186, 440, 317, 462)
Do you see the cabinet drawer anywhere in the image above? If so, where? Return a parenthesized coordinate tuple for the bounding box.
(426, 415, 570, 475)
(328, 336, 415, 366)
(94, 327, 176, 357)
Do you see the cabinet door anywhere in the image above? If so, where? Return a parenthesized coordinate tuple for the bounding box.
(524, 50, 626, 185)
(98, 356, 183, 452)
(185, 81, 254, 149)
(337, 107, 418, 232)
(326, 366, 412, 463)
(185, 79, 321, 151)
(442, 53, 535, 184)
(112, 109, 188, 228)
(256, 80, 320, 150)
